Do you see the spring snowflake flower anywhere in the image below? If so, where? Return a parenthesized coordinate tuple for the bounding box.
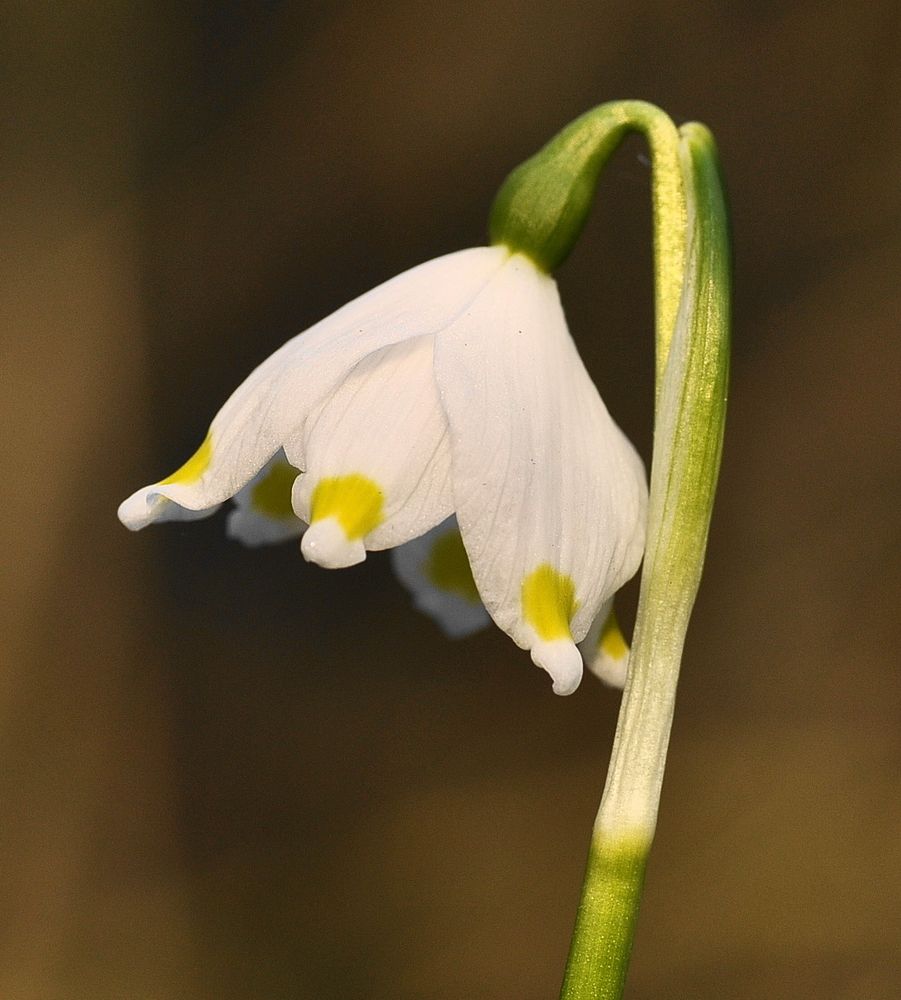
(118, 246, 647, 694)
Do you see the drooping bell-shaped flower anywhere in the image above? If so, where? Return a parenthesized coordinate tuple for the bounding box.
(119, 118, 651, 696)
(117, 99, 733, 1000)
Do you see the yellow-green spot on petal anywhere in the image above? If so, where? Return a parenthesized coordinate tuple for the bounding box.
(600, 608, 629, 660)
(160, 432, 212, 486)
(310, 474, 383, 540)
(251, 461, 300, 520)
(522, 564, 578, 641)
(425, 530, 480, 604)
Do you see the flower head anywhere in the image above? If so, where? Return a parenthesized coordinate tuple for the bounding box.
(119, 246, 647, 694)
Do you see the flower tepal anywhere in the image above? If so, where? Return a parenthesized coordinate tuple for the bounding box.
(119, 245, 647, 693)
(391, 516, 491, 640)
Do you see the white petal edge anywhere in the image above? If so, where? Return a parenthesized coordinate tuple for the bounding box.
(117, 493, 221, 531)
(530, 640, 584, 696)
(118, 246, 508, 531)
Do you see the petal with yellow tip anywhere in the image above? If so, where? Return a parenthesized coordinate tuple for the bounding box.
(291, 335, 454, 566)
(299, 474, 383, 568)
(117, 434, 222, 530)
(226, 450, 305, 547)
(391, 517, 490, 638)
(579, 599, 631, 689)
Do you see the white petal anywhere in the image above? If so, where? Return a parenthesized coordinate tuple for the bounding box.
(118, 246, 507, 531)
(301, 517, 365, 568)
(117, 433, 222, 530)
(391, 516, 491, 638)
(291, 335, 454, 566)
(225, 450, 305, 547)
(433, 254, 648, 694)
(579, 599, 630, 689)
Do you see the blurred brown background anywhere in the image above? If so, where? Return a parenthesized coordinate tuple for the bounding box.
(2, 3, 899, 998)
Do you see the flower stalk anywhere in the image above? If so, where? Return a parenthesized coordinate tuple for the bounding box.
(562, 119, 729, 1000)
(495, 104, 730, 998)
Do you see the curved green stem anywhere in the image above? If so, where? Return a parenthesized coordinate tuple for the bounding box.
(559, 121, 731, 1000)
(561, 124, 730, 1000)
(595, 122, 730, 843)
(490, 103, 730, 999)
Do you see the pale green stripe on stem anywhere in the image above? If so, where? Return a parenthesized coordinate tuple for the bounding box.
(595, 122, 730, 843)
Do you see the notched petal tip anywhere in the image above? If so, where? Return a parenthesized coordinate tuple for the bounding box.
(117, 488, 165, 531)
(530, 639, 583, 696)
(301, 517, 366, 568)
(117, 485, 220, 531)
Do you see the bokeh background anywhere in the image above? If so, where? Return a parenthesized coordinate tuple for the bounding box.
(2, 3, 899, 998)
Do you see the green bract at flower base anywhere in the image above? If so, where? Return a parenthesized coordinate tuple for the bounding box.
(489, 101, 688, 397)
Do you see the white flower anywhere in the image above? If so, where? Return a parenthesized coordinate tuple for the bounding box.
(119, 246, 647, 694)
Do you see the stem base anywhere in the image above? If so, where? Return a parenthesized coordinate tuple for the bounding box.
(559, 836, 649, 1000)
